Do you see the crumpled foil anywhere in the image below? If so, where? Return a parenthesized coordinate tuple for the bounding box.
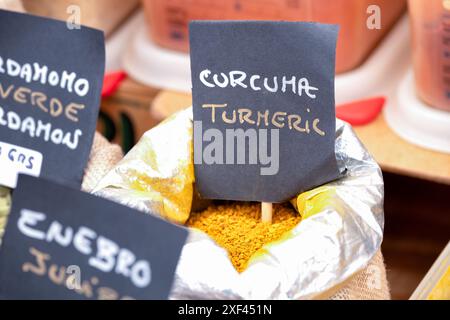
(94, 110, 195, 224)
(93, 107, 384, 300)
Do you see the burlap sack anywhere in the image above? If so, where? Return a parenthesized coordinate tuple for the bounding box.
(328, 250, 390, 300)
(82, 132, 124, 192)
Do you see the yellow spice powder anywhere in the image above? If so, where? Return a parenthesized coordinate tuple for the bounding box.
(186, 202, 301, 272)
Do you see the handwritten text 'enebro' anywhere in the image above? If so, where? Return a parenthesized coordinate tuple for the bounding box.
(17, 209, 152, 289)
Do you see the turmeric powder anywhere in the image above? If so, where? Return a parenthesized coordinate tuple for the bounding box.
(187, 202, 301, 272)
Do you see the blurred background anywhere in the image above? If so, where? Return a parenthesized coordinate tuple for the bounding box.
(2, 0, 449, 299)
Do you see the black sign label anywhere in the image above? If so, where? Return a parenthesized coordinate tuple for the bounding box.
(0, 10, 104, 188)
(190, 21, 341, 202)
(0, 175, 188, 299)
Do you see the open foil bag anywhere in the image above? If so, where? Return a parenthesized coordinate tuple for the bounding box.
(93, 107, 384, 299)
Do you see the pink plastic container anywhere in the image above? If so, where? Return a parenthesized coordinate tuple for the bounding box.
(142, 0, 406, 74)
(408, 0, 450, 111)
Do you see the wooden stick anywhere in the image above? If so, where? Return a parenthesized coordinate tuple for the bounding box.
(261, 202, 272, 223)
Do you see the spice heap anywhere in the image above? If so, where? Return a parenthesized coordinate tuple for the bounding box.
(187, 202, 301, 272)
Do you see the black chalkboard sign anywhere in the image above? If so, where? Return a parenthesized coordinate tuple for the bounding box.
(190, 21, 341, 202)
(0, 10, 104, 188)
(0, 175, 188, 299)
